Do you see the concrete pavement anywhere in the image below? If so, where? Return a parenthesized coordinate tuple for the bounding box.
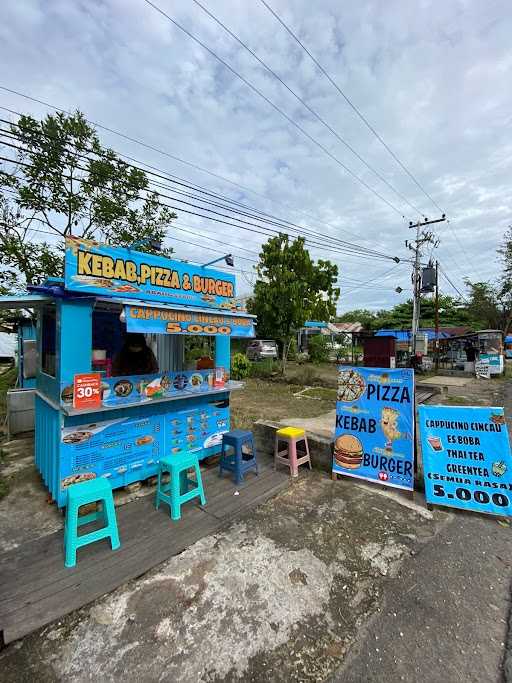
(333, 511, 511, 683)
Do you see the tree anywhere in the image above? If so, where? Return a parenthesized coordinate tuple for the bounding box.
(0, 110, 176, 292)
(464, 281, 506, 331)
(336, 309, 381, 331)
(247, 234, 339, 372)
(338, 294, 483, 332)
(496, 225, 512, 333)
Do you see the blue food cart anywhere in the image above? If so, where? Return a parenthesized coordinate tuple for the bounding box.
(1, 237, 255, 507)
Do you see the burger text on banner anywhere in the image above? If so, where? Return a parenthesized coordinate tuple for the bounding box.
(333, 366, 415, 491)
(418, 405, 512, 516)
(73, 373, 102, 410)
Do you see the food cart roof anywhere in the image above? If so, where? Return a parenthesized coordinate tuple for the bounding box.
(0, 293, 54, 309)
(0, 287, 255, 320)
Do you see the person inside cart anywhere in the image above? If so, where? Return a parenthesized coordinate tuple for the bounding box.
(112, 332, 158, 376)
(464, 341, 477, 362)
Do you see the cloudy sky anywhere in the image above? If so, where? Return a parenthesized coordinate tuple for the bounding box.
(1, 0, 511, 312)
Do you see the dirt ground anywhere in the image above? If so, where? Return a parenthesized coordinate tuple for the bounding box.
(0, 474, 450, 682)
(0, 371, 511, 682)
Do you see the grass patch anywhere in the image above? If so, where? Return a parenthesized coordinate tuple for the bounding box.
(299, 387, 338, 401)
(0, 365, 17, 419)
(230, 377, 336, 432)
(250, 358, 281, 379)
(443, 395, 474, 405)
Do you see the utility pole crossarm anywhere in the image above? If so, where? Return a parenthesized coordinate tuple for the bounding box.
(408, 215, 446, 358)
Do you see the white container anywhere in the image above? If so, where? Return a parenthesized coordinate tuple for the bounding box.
(7, 389, 35, 438)
(92, 349, 107, 361)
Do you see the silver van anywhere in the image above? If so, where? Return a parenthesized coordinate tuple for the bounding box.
(246, 339, 278, 361)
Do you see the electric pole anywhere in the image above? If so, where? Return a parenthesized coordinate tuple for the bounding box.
(405, 215, 446, 359)
(434, 259, 439, 370)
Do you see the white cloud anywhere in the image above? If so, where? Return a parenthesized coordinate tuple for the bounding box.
(0, 0, 511, 311)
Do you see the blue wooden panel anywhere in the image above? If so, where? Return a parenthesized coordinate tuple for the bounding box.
(215, 335, 231, 370)
(58, 299, 93, 380)
(54, 392, 231, 507)
(34, 395, 62, 502)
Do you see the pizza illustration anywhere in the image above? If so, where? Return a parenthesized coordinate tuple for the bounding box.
(337, 369, 366, 402)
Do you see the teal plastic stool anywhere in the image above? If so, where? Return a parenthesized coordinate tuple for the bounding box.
(155, 452, 206, 520)
(64, 478, 120, 568)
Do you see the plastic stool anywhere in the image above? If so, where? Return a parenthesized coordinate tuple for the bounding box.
(274, 426, 312, 477)
(64, 478, 120, 568)
(220, 430, 258, 484)
(155, 452, 206, 520)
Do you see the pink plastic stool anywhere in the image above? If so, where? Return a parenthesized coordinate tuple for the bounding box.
(274, 427, 312, 477)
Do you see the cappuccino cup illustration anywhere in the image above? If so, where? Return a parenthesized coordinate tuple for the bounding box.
(427, 436, 443, 452)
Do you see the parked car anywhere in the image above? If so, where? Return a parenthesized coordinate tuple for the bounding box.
(246, 339, 278, 361)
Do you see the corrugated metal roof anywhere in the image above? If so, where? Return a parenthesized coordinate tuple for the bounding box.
(332, 322, 363, 333)
(375, 328, 451, 341)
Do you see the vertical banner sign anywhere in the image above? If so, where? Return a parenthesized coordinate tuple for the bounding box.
(333, 367, 415, 490)
(73, 373, 102, 410)
(418, 405, 512, 516)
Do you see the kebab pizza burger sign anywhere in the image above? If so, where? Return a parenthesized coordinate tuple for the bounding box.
(333, 367, 415, 490)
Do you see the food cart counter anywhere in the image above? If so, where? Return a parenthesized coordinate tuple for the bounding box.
(3, 237, 256, 507)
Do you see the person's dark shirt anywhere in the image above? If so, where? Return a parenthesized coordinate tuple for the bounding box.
(464, 344, 476, 362)
(112, 345, 158, 376)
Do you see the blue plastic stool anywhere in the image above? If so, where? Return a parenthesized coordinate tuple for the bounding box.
(64, 478, 120, 568)
(155, 452, 206, 521)
(220, 430, 258, 484)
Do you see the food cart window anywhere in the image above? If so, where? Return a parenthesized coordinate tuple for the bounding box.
(22, 339, 37, 379)
(111, 332, 159, 376)
(41, 306, 57, 377)
(481, 332, 502, 354)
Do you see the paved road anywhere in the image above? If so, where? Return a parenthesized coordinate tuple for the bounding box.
(333, 510, 511, 683)
(334, 378, 512, 683)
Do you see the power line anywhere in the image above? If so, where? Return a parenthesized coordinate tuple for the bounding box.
(258, 0, 444, 215)
(438, 262, 469, 303)
(0, 221, 257, 276)
(190, 0, 424, 218)
(0, 87, 404, 244)
(142, 0, 409, 218)
(340, 263, 403, 295)
(0, 133, 400, 262)
(445, 218, 473, 271)
(0, 121, 398, 261)
(173, 222, 260, 257)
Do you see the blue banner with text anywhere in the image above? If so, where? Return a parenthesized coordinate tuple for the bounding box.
(64, 236, 237, 310)
(125, 304, 255, 338)
(418, 405, 512, 516)
(333, 366, 415, 490)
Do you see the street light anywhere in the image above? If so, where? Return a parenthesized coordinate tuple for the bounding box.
(201, 254, 234, 268)
(129, 238, 162, 251)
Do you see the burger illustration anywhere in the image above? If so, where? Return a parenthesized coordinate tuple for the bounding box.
(334, 434, 364, 469)
(61, 385, 74, 405)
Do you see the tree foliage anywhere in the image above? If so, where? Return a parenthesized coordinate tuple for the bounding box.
(337, 294, 480, 331)
(463, 281, 509, 331)
(247, 234, 339, 370)
(0, 110, 176, 291)
(308, 334, 330, 364)
(461, 227, 512, 332)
